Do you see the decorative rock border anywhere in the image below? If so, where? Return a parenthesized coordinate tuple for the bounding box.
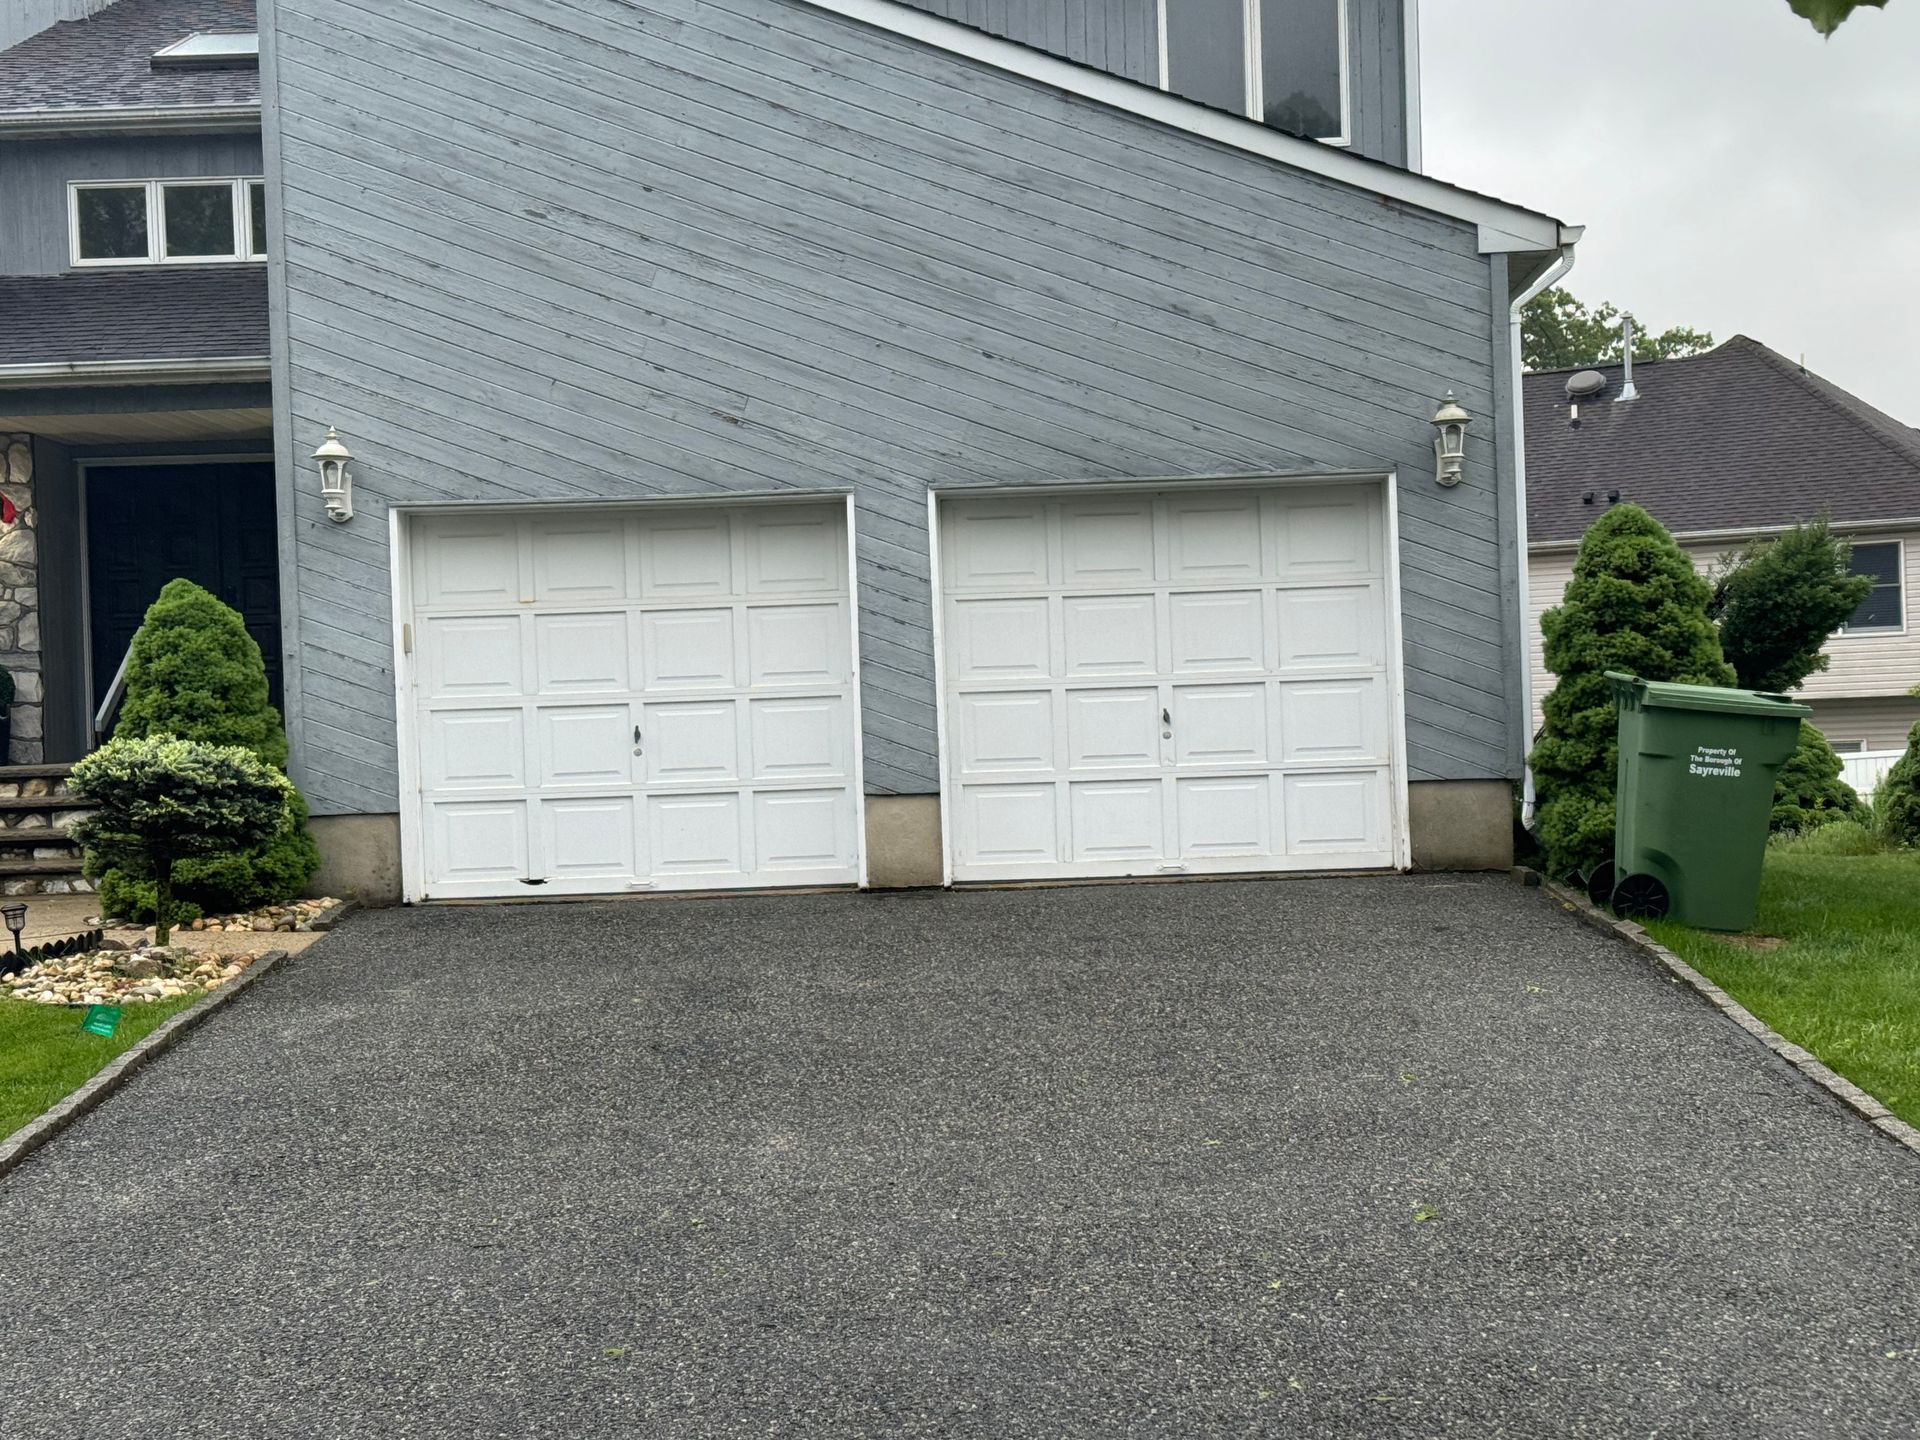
(1526, 870, 1920, 1158)
(0, 949, 291, 1182)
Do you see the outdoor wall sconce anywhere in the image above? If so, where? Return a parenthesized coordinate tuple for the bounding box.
(313, 427, 354, 522)
(1431, 392, 1471, 488)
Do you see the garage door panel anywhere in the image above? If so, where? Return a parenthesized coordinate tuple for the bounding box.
(644, 700, 738, 784)
(647, 792, 745, 877)
(951, 598, 1051, 680)
(1061, 499, 1155, 586)
(1062, 593, 1155, 675)
(1277, 585, 1384, 669)
(1172, 684, 1267, 766)
(531, 519, 627, 603)
(754, 789, 852, 871)
(749, 697, 845, 781)
(640, 514, 733, 597)
(541, 797, 636, 880)
(747, 604, 845, 686)
(412, 501, 860, 897)
(423, 615, 523, 698)
(942, 483, 1397, 882)
(641, 608, 735, 690)
(1065, 687, 1160, 769)
(1169, 590, 1264, 673)
(956, 691, 1054, 774)
(1069, 779, 1163, 861)
(1176, 775, 1271, 857)
(1167, 494, 1262, 581)
(536, 706, 632, 787)
(535, 612, 630, 693)
(425, 709, 525, 789)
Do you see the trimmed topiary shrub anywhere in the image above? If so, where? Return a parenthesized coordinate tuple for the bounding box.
(1877, 720, 1920, 849)
(1770, 721, 1868, 833)
(89, 578, 319, 920)
(1710, 520, 1873, 694)
(72, 736, 293, 944)
(1529, 505, 1735, 880)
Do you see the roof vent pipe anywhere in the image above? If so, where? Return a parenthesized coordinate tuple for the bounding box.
(1616, 317, 1640, 403)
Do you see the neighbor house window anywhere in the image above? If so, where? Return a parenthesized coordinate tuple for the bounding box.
(70, 178, 267, 266)
(1160, 0, 1349, 143)
(1845, 541, 1904, 632)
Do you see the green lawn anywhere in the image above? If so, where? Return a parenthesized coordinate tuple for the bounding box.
(1646, 848, 1920, 1126)
(0, 996, 199, 1141)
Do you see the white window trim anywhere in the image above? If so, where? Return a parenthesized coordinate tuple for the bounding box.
(1842, 537, 1907, 636)
(1155, 0, 1353, 149)
(69, 176, 267, 268)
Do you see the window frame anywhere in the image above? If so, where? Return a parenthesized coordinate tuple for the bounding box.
(1157, 0, 1353, 149)
(69, 177, 268, 268)
(1842, 537, 1906, 636)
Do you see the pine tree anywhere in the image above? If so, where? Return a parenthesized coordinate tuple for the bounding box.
(1711, 520, 1873, 694)
(1771, 722, 1869, 833)
(90, 579, 319, 920)
(1530, 505, 1735, 879)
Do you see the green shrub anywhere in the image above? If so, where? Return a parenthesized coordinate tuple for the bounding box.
(1529, 505, 1735, 879)
(1771, 722, 1868, 833)
(1710, 520, 1873, 693)
(1768, 819, 1886, 857)
(71, 736, 293, 944)
(94, 579, 318, 917)
(1877, 721, 1920, 849)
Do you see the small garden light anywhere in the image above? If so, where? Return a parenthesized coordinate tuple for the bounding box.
(1, 901, 26, 974)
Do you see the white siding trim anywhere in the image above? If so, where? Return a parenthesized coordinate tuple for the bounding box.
(1383, 467, 1413, 870)
(795, 0, 1568, 254)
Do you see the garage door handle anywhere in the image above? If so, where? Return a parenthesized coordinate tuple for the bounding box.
(1162, 708, 1171, 726)
(633, 725, 643, 753)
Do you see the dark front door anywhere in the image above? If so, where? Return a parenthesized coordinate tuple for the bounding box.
(87, 463, 284, 716)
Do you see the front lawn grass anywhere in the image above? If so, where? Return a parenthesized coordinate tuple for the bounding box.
(1646, 847, 1920, 1126)
(0, 996, 198, 1141)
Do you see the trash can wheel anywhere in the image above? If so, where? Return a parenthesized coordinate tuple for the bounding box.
(1585, 861, 1618, 910)
(1611, 873, 1671, 921)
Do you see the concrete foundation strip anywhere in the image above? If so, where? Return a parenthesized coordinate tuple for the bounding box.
(0, 948, 293, 1182)
(1527, 871, 1920, 1158)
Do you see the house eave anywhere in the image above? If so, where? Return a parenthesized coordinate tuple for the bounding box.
(0, 356, 272, 388)
(794, 0, 1577, 256)
(1530, 515, 1920, 554)
(0, 103, 261, 137)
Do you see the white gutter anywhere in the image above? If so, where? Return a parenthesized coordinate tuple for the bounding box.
(1512, 243, 1578, 830)
(1532, 515, 1920, 554)
(0, 103, 260, 136)
(1402, 0, 1423, 173)
(795, 0, 1574, 255)
(0, 356, 270, 387)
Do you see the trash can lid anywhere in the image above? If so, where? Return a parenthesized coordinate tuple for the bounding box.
(1605, 671, 1812, 719)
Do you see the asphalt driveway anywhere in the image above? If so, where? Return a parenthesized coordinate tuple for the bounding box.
(1, 874, 1917, 1437)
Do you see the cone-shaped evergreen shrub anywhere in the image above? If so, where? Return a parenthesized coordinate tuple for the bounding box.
(89, 579, 319, 919)
(1770, 721, 1867, 833)
(1529, 505, 1735, 879)
(1877, 721, 1920, 848)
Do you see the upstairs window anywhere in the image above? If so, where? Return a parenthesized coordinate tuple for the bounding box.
(70, 178, 268, 267)
(1845, 541, 1904, 632)
(1161, 0, 1349, 144)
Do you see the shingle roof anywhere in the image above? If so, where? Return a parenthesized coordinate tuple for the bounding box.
(0, 267, 267, 366)
(1525, 336, 1920, 545)
(0, 0, 258, 115)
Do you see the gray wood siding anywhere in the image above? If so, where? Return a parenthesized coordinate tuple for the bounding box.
(0, 133, 264, 274)
(264, 0, 1511, 815)
(0, 0, 100, 54)
(892, 0, 1409, 165)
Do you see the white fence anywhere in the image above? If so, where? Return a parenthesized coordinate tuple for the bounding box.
(1841, 750, 1903, 799)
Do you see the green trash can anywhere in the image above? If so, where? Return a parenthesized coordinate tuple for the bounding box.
(1595, 672, 1809, 932)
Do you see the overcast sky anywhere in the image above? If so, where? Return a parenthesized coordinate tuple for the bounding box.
(1421, 0, 1920, 421)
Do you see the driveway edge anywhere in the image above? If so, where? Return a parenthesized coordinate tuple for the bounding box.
(1532, 875, 1920, 1158)
(0, 948, 293, 1182)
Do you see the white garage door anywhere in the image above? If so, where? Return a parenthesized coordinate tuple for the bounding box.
(939, 483, 1399, 882)
(405, 501, 861, 899)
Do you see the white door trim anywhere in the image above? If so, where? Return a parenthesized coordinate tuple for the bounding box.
(928, 470, 1409, 883)
(388, 492, 868, 903)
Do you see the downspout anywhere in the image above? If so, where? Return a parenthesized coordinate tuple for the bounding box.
(1513, 237, 1579, 830)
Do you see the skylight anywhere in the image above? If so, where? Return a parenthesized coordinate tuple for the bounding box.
(150, 32, 260, 68)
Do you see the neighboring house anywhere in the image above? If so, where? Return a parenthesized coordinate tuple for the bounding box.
(0, 0, 269, 891)
(9, 0, 1583, 902)
(1526, 336, 1920, 752)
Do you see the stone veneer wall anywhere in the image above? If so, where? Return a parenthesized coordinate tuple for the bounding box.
(0, 435, 40, 763)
